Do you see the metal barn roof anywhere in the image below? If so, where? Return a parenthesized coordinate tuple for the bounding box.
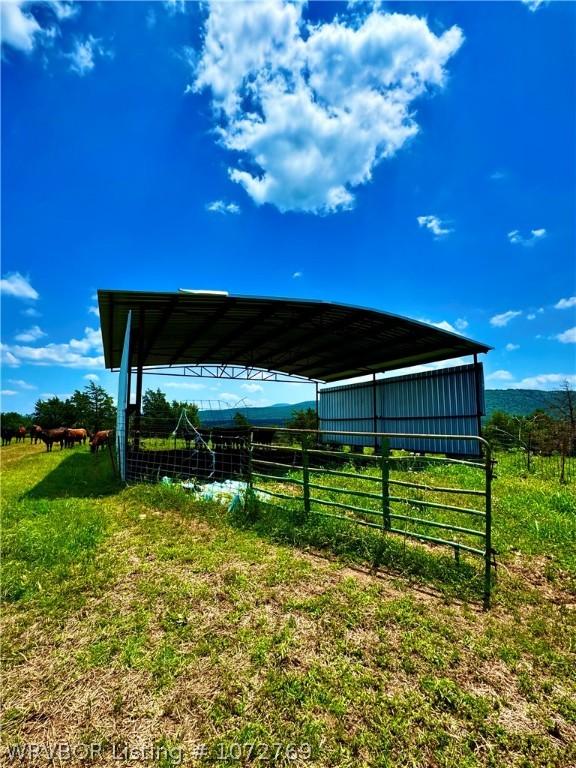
(98, 290, 491, 383)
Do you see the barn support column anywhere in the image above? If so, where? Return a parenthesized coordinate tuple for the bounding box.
(372, 373, 378, 452)
(133, 307, 145, 450)
(125, 336, 132, 463)
(473, 354, 483, 453)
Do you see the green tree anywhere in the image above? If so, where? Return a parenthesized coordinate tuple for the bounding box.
(82, 382, 115, 432)
(287, 407, 319, 446)
(142, 388, 174, 424)
(0, 411, 28, 431)
(171, 400, 200, 428)
(33, 396, 76, 428)
(233, 411, 250, 428)
(287, 407, 319, 431)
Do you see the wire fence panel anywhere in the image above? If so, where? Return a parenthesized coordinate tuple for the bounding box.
(119, 419, 494, 607)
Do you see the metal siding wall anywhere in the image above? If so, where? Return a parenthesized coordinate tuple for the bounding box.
(319, 363, 484, 455)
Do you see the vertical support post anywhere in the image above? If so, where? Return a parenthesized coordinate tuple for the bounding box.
(302, 439, 310, 519)
(372, 373, 378, 452)
(315, 382, 320, 448)
(247, 430, 254, 488)
(473, 354, 483, 454)
(380, 437, 390, 530)
(483, 440, 493, 610)
(124, 345, 132, 466)
(133, 307, 145, 451)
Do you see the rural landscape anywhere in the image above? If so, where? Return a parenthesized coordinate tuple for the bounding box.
(2, 382, 576, 766)
(2, 1, 575, 767)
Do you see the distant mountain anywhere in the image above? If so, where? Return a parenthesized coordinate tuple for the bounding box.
(484, 389, 562, 418)
(199, 401, 315, 426)
(198, 390, 563, 427)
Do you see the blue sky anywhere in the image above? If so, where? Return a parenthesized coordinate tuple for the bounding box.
(1, 0, 575, 416)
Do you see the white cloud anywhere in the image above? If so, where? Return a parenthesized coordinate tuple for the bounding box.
(14, 325, 47, 343)
(22, 307, 41, 317)
(1, 390, 18, 396)
(419, 318, 465, 335)
(88, 304, 99, 317)
(7, 379, 37, 390)
(194, 3, 463, 214)
(521, 0, 547, 12)
(215, 392, 246, 406)
(292, 271, 303, 279)
(490, 170, 507, 181)
(554, 296, 576, 310)
(241, 383, 264, 393)
(1, 1, 77, 54)
(49, 2, 78, 21)
(417, 215, 453, 238)
(164, 381, 206, 390)
(206, 200, 240, 215)
(164, 0, 187, 14)
(556, 327, 576, 344)
(83, 373, 99, 381)
(507, 228, 547, 247)
(0, 1, 41, 53)
(510, 374, 576, 390)
(3, 327, 104, 369)
(1, 344, 20, 367)
(67, 35, 112, 76)
(527, 313, 536, 320)
(505, 343, 520, 351)
(490, 310, 522, 327)
(486, 370, 514, 382)
(0, 272, 39, 300)
(40, 392, 72, 400)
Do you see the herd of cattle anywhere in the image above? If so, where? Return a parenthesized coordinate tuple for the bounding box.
(1, 425, 112, 453)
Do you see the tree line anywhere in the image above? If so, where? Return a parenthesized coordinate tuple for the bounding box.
(483, 383, 575, 461)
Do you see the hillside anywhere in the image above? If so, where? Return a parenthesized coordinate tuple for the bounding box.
(199, 390, 564, 426)
(484, 389, 562, 417)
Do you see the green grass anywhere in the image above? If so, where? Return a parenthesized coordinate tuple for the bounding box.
(1, 440, 575, 767)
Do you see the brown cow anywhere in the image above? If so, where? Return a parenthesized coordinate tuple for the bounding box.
(15, 426, 27, 443)
(65, 428, 88, 448)
(90, 430, 111, 453)
(30, 425, 42, 444)
(39, 428, 67, 452)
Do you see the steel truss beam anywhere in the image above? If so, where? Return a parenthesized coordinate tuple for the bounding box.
(113, 364, 321, 384)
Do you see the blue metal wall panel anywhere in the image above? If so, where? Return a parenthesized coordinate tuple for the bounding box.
(319, 363, 484, 455)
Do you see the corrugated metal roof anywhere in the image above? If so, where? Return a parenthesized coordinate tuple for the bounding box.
(98, 290, 491, 383)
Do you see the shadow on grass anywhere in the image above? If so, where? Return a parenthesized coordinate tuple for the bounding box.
(25, 451, 121, 500)
(229, 496, 486, 605)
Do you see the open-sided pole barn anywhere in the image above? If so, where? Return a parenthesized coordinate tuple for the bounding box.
(98, 288, 491, 480)
(98, 290, 496, 607)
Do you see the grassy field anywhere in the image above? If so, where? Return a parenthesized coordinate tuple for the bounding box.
(1, 441, 575, 767)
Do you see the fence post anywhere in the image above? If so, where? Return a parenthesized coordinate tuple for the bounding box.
(247, 431, 254, 489)
(483, 440, 493, 610)
(302, 439, 310, 519)
(381, 437, 390, 530)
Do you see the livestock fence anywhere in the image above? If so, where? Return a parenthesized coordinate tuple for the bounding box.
(485, 421, 575, 484)
(118, 419, 495, 608)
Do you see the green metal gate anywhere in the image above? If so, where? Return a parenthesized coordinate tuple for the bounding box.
(248, 428, 494, 608)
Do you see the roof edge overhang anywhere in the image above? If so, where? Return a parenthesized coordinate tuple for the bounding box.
(98, 289, 491, 382)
